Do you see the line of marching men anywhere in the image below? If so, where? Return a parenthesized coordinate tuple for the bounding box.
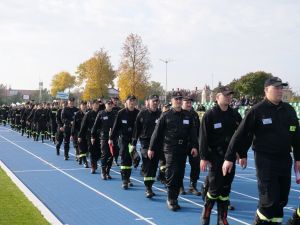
(1, 79, 300, 225)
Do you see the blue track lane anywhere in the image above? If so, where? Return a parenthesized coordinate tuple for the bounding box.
(0, 125, 299, 225)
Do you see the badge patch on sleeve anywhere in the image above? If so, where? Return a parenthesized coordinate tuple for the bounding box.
(262, 118, 272, 125)
(290, 126, 296, 132)
(214, 123, 222, 129)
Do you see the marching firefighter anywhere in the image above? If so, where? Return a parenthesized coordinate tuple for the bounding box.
(61, 97, 79, 160)
(132, 94, 162, 198)
(33, 103, 47, 142)
(78, 100, 100, 173)
(109, 95, 139, 189)
(91, 99, 117, 179)
(149, 91, 198, 211)
(71, 101, 87, 166)
(222, 77, 300, 224)
(55, 101, 67, 156)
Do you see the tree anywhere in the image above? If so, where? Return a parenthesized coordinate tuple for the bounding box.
(147, 81, 164, 97)
(76, 49, 115, 100)
(228, 71, 272, 99)
(50, 71, 75, 97)
(117, 34, 151, 101)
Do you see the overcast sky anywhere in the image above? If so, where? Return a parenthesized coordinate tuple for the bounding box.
(1, 0, 300, 93)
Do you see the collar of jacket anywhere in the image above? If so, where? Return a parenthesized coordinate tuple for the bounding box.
(264, 98, 283, 110)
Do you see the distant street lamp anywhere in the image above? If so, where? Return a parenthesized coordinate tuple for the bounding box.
(159, 58, 173, 103)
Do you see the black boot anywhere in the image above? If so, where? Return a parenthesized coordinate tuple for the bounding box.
(56, 146, 60, 155)
(179, 186, 186, 195)
(201, 197, 215, 225)
(83, 157, 88, 168)
(189, 181, 201, 196)
(253, 214, 272, 225)
(106, 166, 112, 179)
(121, 171, 128, 189)
(217, 200, 229, 225)
(145, 182, 155, 198)
(287, 209, 300, 225)
(64, 147, 69, 160)
(78, 157, 82, 165)
(101, 167, 107, 180)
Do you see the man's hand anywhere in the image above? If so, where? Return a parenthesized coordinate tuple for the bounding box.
(239, 158, 247, 169)
(108, 139, 113, 146)
(60, 127, 64, 132)
(70, 136, 73, 141)
(91, 138, 95, 145)
(295, 161, 300, 172)
(147, 150, 155, 159)
(200, 160, 210, 172)
(191, 148, 198, 157)
(222, 160, 233, 176)
(78, 137, 81, 143)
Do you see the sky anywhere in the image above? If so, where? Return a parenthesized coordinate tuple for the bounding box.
(1, 0, 300, 94)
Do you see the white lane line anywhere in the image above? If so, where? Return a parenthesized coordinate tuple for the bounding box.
(0, 160, 64, 225)
(0, 134, 156, 225)
(42, 143, 250, 225)
(13, 168, 86, 173)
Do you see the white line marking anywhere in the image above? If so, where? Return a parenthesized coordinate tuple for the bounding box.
(13, 168, 86, 173)
(0, 160, 63, 225)
(42, 143, 250, 225)
(0, 134, 156, 225)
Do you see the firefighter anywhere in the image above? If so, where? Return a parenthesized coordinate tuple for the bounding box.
(55, 101, 67, 156)
(78, 100, 100, 173)
(61, 97, 79, 160)
(109, 95, 139, 189)
(180, 96, 201, 196)
(132, 94, 161, 198)
(71, 101, 87, 166)
(149, 91, 198, 211)
(91, 99, 117, 179)
(33, 103, 47, 142)
(222, 77, 300, 224)
(199, 86, 242, 224)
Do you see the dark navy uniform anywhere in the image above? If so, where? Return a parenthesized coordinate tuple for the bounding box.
(61, 106, 79, 159)
(132, 107, 161, 197)
(33, 107, 48, 142)
(110, 107, 139, 188)
(91, 108, 117, 179)
(55, 107, 64, 155)
(72, 110, 86, 164)
(149, 107, 198, 209)
(200, 103, 242, 224)
(225, 98, 300, 224)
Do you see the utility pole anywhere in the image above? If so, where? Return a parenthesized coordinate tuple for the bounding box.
(159, 58, 173, 103)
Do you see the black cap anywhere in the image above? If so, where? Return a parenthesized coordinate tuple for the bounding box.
(216, 86, 234, 95)
(183, 95, 193, 101)
(105, 100, 113, 104)
(126, 95, 137, 100)
(91, 99, 100, 104)
(171, 91, 183, 99)
(111, 96, 119, 100)
(264, 77, 288, 87)
(149, 94, 159, 100)
(69, 97, 75, 101)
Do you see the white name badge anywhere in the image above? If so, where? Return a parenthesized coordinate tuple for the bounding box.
(214, 123, 222, 129)
(122, 120, 127, 124)
(262, 118, 272, 125)
(103, 116, 108, 120)
(183, 120, 189, 125)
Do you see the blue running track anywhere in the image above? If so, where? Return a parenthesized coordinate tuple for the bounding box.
(0, 125, 299, 225)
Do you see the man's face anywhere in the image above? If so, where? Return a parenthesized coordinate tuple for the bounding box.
(216, 93, 232, 106)
(92, 102, 100, 111)
(105, 102, 113, 111)
(171, 97, 183, 108)
(149, 99, 159, 110)
(80, 104, 87, 111)
(126, 99, 136, 108)
(68, 100, 74, 107)
(265, 85, 283, 104)
(182, 100, 192, 111)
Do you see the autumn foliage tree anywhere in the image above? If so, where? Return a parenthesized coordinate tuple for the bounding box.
(76, 49, 115, 100)
(50, 71, 76, 97)
(117, 34, 151, 101)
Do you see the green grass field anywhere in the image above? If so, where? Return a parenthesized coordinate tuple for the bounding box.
(0, 168, 50, 225)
